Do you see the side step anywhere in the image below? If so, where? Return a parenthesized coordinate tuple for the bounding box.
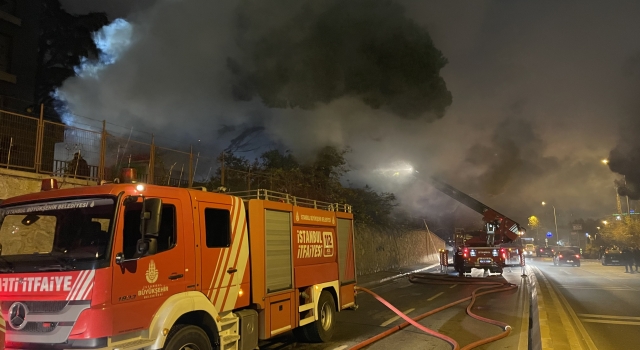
(219, 312, 240, 350)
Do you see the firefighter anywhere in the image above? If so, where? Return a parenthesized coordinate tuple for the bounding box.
(634, 246, 640, 272)
(68, 152, 90, 178)
(622, 247, 634, 273)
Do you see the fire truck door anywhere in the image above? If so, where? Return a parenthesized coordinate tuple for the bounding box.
(199, 198, 248, 312)
(111, 199, 186, 334)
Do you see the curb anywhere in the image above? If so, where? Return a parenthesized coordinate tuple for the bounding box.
(527, 266, 542, 350)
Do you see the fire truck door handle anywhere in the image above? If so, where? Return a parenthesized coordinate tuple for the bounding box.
(168, 273, 184, 280)
(227, 267, 237, 274)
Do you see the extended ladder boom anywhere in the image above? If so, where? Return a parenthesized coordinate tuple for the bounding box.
(428, 176, 523, 243)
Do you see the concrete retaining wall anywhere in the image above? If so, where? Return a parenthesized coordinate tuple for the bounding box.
(0, 168, 93, 201)
(354, 224, 446, 275)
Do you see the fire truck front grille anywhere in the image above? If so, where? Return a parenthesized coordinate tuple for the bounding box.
(22, 321, 58, 333)
(1, 301, 69, 313)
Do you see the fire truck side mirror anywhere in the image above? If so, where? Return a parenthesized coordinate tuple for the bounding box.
(143, 198, 162, 236)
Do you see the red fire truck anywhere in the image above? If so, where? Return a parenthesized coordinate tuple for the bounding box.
(428, 177, 525, 275)
(0, 174, 357, 349)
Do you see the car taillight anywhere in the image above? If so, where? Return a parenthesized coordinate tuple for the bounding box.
(559, 255, 563, 258)
(463, 248, 468, 258)
(575, 254, 580, 258)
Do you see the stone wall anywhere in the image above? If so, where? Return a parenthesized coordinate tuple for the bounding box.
(0, 168, 93, 201)
(354, 223, 446, 275)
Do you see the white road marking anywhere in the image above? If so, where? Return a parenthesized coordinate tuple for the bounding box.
(449, 284, 458, 289)
(379, 308, 415, 327)
(557, 286, 634, 291)
(578, 314, 640, 321)
(582, 319, 640, 326)
(332, 346, 348, 350)
(428, 292, 444, 301)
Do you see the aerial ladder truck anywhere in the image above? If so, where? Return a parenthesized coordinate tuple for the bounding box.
(427, 177, 525, 276)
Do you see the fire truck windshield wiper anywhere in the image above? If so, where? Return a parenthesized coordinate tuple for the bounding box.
(33, 253, 75, 271)
(0, 256, 14, 272)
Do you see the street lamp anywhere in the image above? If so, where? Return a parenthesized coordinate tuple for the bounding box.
(542, 201, 560, 245)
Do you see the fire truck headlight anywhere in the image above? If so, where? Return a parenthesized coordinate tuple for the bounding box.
(136, 184, 145, 191)
(470, 250, 477, 257)
(492, 249, 498, 257)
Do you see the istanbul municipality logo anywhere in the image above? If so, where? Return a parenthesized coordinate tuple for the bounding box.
(146, 260, 159, 283)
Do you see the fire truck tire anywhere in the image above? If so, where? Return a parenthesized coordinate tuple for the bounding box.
(294, 290, 336, 343)
(163, 324, 213, 350)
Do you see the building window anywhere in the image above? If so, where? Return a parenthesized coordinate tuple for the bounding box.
(0, 0, 16, 16)
(204, 208, 231, 248)
(0, 34, 11, 73)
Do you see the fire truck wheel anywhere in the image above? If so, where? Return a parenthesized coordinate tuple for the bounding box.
(163, 324, 213, 350)
(294, 290, 336, 343)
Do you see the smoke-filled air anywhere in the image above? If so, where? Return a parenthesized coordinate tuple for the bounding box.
(56, 0, 640, 224)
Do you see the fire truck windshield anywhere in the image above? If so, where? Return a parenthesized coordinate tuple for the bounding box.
(0, 197, 115, 270)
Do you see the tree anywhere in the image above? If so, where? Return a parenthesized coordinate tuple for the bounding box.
(205, 147, 404, 226)
(528, 215, 541, 242)
(601, 217, 640, 247)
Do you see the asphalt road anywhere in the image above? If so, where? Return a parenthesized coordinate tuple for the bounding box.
(530, 257, 640, 350)
(261, 266, 530, 350)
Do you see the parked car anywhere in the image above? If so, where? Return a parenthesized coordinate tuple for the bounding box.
(537, 246, 553, 257)
(602, 248, 623, 265)
(553, 249, 581, 267)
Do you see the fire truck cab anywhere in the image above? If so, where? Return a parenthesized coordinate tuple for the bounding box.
(0, 179, 357, 350)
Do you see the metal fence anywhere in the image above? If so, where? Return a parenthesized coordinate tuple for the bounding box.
(0, 104, 342, 197)
(0, 105, 207, 187)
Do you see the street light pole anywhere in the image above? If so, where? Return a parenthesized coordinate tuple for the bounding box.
(553, 205, 559, 244)
(542, 201, 560, 245)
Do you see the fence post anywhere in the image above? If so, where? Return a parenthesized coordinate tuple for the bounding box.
(98, 120, 106, 181)
(148, 134, 155, 185)
(247, 168, 251, 191)
(34, 104, 45, 173)
(221, 152, 225, 187)
(188, 145, 193, 188)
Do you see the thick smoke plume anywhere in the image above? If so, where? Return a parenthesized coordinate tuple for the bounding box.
(608, 125, 640, 200)
(230, 0, 452, 119)
(57, 0, 640, 224)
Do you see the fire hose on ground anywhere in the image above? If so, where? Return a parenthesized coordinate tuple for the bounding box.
(351, 273, 518, 350)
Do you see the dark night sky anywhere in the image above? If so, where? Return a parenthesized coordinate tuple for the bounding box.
(57, 1, 640, 231)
